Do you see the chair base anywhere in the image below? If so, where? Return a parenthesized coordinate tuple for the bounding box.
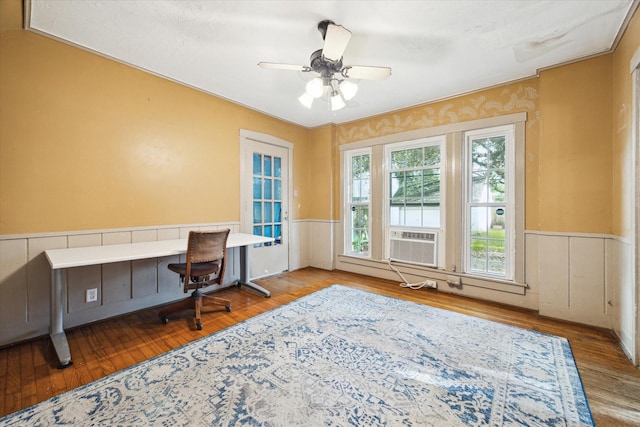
(159, 289, 231, 330)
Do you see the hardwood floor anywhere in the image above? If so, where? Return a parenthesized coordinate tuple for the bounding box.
(1, 268, 638, 425)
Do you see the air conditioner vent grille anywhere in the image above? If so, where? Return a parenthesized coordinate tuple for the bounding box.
(389, 229, 437, 267)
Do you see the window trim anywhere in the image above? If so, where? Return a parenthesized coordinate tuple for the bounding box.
(343, 147, 372, 257)
(383, 136, 446, 266)
(462, 125, 515, 280)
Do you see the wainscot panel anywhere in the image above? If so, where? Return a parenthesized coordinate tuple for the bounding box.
(0, 222, 240, 347)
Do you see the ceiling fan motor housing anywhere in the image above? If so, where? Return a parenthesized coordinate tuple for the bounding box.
(310, 49, 343, 79)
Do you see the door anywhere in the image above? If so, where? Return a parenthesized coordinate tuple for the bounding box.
(240, 131, 291, 279)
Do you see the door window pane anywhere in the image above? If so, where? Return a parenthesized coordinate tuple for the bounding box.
(253, 177, 262, 199)
(253, 153, 262, 174)
(274, 157, 281, 177)
(253, 202, 262, 224)
(274, 179, 281, 201)
(264, 156, 272, 177)
(264, 178, 272, 200)
(252, 151, 283, 246)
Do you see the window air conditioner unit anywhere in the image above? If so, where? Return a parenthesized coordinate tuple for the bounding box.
(389, 229, 437, 267)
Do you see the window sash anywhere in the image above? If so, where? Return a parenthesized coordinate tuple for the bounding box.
(385, 138, 444, 231)
(463, 126, 514, 280)
(345, 149, 371, 256)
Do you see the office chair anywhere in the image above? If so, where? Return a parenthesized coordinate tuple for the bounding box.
(159, 229, 231, 330)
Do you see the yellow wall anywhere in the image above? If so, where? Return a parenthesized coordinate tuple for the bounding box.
(307, 125, 334, 220)
(0, 1, 308, 234)
(612, 10, 640, 237)
(1, 0, 635, 238)
(537, 55, 613, 234)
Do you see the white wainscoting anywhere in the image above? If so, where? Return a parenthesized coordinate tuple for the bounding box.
(527, 231, 612, 329)
(0, 223, 240, 347)
(289, 220, 335, 271)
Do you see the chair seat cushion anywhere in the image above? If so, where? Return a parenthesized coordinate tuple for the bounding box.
(168, 261, 219, 278)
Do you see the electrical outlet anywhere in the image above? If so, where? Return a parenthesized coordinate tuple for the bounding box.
(425, 279, 437, 289)
(86, 288, 98, 303)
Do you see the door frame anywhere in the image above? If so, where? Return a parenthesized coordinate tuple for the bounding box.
(239, 129, 294, 276)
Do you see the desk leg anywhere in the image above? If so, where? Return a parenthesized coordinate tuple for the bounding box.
(238, 245, 270, 298)
(50, 269, 72, 368)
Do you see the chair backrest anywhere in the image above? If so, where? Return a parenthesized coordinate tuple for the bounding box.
(185, 229, 230, 287)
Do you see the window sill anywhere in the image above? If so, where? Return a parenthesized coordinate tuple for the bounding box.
(336, 254, 527, 295)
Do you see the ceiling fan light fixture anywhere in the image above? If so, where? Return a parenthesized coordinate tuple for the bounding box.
(339, 79, 358, 101)
(330, 92, 346, 111)
(298, 92, 314, 109)
(305, 78, 324, 98)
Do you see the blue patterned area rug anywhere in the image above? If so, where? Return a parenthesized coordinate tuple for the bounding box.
(2, 285, 593, 426)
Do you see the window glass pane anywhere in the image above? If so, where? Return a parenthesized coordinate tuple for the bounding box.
(422, 206, 440, 228)
(423, 146, 440, 166)
(405, 148, 423, 168)
(472, 136, 505, 171)
(274, 179, 281, 201)
(472, 139, 489, 170)
(351, 206, 369, 254)
(253, 225, 262, 236)
(472, 172, 487, 203)
(470, 239, 488, 272)
(264, 225, 272, 238)
(253, 202, 262, 224)
(488, 171, 505, 202)
(253, 177, 262, 199)
(486, 137, 505, 169)
(390, 172, 403, 199)
(391, 150, 406, 169)
(470, 206, 488, 237)
(352, 178, 370, 202)
(405, 171, 422, 198)
(352, 154, 369, 177)
(404, 198, 422, 227)
(264, 201, 272, 223)
(389, 205, 403, 226)
(264, 155, 272, 177)
(264, 178, 272, 200)
(423, 168, 440, 200)
(274, 157, 282, 177)
(253, 153, 262, 174)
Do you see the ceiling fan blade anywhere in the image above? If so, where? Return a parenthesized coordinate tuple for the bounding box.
(322, 24, 352, 62)
(258, 62, 308, 71)
(343, 65, 392, 80)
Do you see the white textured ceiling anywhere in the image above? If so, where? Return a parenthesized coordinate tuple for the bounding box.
(27, 0, 636, 128)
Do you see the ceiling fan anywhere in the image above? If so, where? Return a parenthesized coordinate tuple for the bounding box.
(258, 20, 392, 111)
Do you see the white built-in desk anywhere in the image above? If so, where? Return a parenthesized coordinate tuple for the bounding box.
(45, 233, 273, 368)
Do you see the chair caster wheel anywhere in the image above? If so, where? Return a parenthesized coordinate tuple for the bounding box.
(196, 323, 203, 330)
(226, 306, 231, 312)
(161, 317, 169, 324)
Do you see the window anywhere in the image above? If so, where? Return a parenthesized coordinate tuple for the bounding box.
(464, 126, 514, 279)
(345, 149, 371, 256)
(386, 137, 444, 229)
(339, 113, 525, 287)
